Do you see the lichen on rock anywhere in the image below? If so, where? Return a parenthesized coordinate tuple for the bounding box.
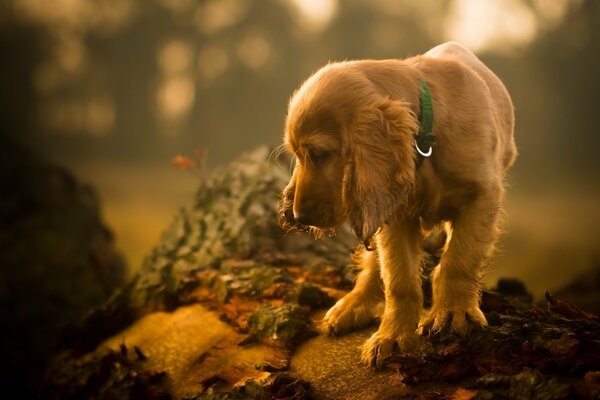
(248, 304, 312, 345)
(475, 369, 576, 400)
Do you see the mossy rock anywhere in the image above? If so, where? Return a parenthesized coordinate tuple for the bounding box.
(248, 304, 312, 345)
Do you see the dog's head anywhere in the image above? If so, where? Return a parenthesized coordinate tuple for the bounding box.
(278, 62, 419, 246)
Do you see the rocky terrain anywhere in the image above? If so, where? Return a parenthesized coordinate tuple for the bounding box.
(40, 147, 600, 399)
(0, 137, 127, 397)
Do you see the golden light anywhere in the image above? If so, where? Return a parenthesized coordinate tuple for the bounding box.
(443, 0, 537, 54)
(287, 0, 338, 33)
(86, 95, 116, 137)
(55, 35, 87, 73)
(533, 0, 577, 27)
(157, 0, 193, 13)
(158, 40, 193, 76)
(38, 96, 115, 136)
(198, 45, 230, 80)
(194, 0, 249, 35)
(237, 34, 271, 69)
(156, 76, 196, 122)
(13, 0, 133, 32)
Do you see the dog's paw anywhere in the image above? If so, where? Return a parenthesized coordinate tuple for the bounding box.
(360, 331, 418, 368)
(322, 295, 381, 335)
(417, 305, 487, 336)
(360, 331, 394, 368)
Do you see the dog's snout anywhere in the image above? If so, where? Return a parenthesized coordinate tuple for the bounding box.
(293, 209, 312, 226)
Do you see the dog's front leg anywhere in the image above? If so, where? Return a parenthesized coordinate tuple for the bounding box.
(360, 217, 423, 368)
(418, 185, 502, 335)
(324, 248, 384, 335)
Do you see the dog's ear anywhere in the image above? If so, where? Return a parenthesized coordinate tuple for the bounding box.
(342, 97, 419, 245)
(278, 167, 298, 232)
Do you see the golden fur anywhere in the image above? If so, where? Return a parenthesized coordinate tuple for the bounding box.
(278, 42, 517, 367)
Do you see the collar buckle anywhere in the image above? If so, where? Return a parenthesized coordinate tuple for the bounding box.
(415, 80, 435, 168)
(415, 139, 432, 157)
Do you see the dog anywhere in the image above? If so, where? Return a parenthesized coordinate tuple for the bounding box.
(278, 42, 517, 368)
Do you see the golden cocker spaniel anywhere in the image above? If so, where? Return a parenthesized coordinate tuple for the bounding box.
(278, 42, 517, 368)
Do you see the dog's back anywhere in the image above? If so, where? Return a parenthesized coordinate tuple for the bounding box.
(425, 42, 517, 171)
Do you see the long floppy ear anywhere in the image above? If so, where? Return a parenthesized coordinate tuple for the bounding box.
(342, 97, 419, 245)
(278, 166, 299, 233)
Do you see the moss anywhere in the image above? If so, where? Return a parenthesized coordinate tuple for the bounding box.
(192, 374, 311, 400)
(218, 259, 291, 297)
(475, 369, 576, 400)
(43, 348, 170, 400)
(284, 283, 333, 309)
(248, 304, 312, 345)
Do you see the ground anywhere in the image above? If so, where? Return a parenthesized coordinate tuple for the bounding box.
(42, 148, 600, 399)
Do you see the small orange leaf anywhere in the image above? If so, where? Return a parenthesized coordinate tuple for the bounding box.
(171, 155, 196, 170)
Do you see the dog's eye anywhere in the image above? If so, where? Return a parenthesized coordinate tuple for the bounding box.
(308, 149, 329, 165)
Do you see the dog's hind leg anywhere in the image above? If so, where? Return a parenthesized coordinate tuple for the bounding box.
(323, 247, 384, 335)
(418, 183, 503, 336)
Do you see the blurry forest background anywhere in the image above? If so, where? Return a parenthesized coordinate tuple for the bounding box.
(2, 0, 599, 297)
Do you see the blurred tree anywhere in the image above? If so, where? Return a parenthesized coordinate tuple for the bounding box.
(2, 0, 594, 184)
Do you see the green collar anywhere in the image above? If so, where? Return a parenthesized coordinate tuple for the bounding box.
(415, 80, 435, 168)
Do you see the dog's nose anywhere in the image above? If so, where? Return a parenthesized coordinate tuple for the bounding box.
(293, 209, 312, 225)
